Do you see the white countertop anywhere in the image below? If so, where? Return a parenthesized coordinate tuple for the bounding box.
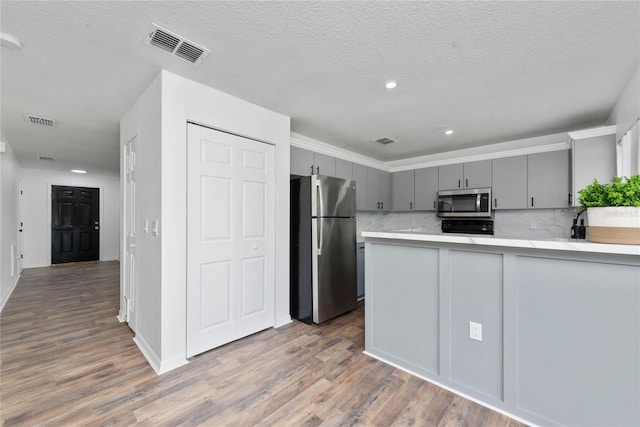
(362, 230, 640, 256)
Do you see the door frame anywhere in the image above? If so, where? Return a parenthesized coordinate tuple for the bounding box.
(47, 182, 105, 265)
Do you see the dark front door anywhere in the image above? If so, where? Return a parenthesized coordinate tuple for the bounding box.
(51, 186, 100, 264)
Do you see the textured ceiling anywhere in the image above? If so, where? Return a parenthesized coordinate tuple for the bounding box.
(1, 1, 639, 175)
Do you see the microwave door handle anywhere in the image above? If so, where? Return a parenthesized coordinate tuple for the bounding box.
(476, 194, 481, 211)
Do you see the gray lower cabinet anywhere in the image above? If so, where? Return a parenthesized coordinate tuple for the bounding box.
(492, 155, 527, 209)
(392, 170, 415, 211)
(414, 167, 439, 210)
(528, 150, 571, 209)
(365, 238, 640, 427)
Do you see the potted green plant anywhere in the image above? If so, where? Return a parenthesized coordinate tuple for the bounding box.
(578, 174, 640, 244)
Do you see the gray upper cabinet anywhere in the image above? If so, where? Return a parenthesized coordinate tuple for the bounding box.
(463, 160, 492, 188)
(528, 150, 571, 209)
(438, 163, 464, 190)
(290, 146, 336, 176)
(438, 160, 492, 190)
(365, 167, 391, 211)
(392, 170, 415, 211)
(313, 152, 336, 176)
(571, 133, 616, 207)
(290, 146, 314, 176)
(353, 163, 368, 210)
(414, 167, 439, 211)
(335, 158, 353, 181)
(379, 170, 392, 211)
(492, 156, 528, 210)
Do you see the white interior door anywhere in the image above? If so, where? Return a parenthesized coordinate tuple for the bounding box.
(124, 137, 137, 332)
(187, 123, 275, 358)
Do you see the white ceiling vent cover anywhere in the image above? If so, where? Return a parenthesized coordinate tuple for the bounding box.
(373, 137, 396, 145)
(24, 114, 56, 127)
(144, 23, 210, 65)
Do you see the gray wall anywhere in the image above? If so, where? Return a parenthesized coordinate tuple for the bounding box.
(365, 238, 640, 426)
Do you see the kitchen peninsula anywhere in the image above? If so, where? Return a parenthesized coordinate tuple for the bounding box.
(362, 230, 639, 427)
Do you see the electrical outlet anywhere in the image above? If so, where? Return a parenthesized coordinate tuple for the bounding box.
(469, 321, 482, 341)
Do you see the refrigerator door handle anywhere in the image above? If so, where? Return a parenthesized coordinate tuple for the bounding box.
(317, 183, 324, 256)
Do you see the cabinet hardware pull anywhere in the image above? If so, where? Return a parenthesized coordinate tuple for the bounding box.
(316, 166, 320, 174)
(410, 201, 413, 210)
(377, 202, 380, 209)
(531, 197, 534, 207)
(458, 179, 461, 188)
(568, 193, 572, 205)
(466, 178, 469, 188)
(433, 200, 436, 209)
(310, 165, 314, 174)
(381, 202, 384, 209)
(494, 198, 497, 208)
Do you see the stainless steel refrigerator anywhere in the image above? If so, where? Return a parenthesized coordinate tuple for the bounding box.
(290, 175, 357, 324)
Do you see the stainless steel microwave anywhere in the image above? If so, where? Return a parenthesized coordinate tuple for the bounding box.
(437, 188, 492, 218)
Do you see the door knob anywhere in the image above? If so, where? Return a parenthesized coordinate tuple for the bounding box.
(252, 245, 258, 250)
(94, 226, 100, 230)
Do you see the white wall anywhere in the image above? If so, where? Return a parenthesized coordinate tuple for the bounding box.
(20, 168, 120, 268)
(120, 70, 291, 374)
(607, 63, 640, 142)
(0, 141, 22, 311)
(160, 70, 291, 372)
(119, 73, 163, 363)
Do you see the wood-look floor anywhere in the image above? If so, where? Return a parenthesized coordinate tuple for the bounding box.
(1, 262, 527, 426)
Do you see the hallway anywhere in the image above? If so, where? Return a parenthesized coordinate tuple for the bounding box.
(0, 262, 525, 426)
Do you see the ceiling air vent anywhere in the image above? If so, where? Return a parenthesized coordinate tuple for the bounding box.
(37, 155, 55, 161)
(144, 23, 210, 65)
(373, 137, 396, 145)
(24, 114, 56, 127)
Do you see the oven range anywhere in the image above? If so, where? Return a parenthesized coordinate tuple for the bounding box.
(441, 219, 494, 235)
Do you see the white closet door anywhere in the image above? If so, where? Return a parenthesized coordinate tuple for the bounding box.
(186, 123, 275, 358)
(125, 137, 137, 332)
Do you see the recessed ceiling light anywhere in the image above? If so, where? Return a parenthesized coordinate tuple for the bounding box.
(445, 129, 454, 135)
(70, 169, 87, 174)
(385, 81, 397, 89)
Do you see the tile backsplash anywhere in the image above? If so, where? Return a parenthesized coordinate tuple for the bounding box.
(356, 209, 577, 241)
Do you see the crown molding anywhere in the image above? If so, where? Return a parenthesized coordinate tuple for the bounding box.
(567, 125, 616, 140)
(388, 133, 571, 172)
(291, 130, 578, 174)
(290, 133, 387, 170)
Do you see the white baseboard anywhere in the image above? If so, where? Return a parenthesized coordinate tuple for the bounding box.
(274, 315, 292, 328)
(0, 273, 20, 312)
(363, 351, 537, 427)
(116, 310, 127, 322)
(133, 333, 188, 375)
